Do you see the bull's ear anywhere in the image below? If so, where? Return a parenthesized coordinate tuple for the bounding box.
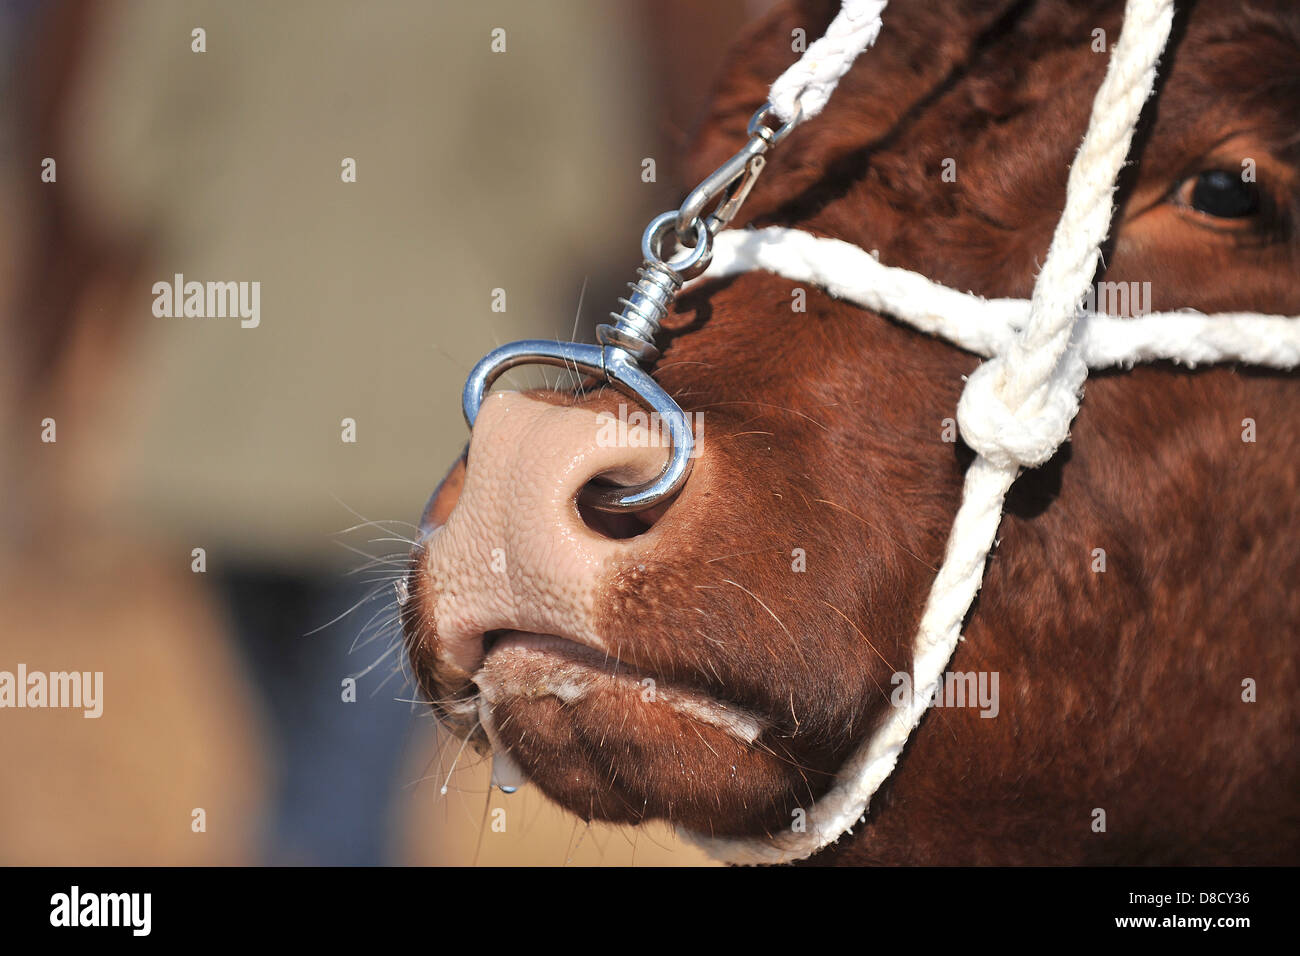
(684, 0, 839, 185)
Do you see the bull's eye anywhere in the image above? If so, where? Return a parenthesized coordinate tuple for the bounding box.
(1187, 169, 1260, 218)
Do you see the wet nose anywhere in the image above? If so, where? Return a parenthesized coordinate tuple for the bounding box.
(414, 390, 672, 672)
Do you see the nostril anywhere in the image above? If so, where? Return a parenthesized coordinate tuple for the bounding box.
(576, 481, 675, 540)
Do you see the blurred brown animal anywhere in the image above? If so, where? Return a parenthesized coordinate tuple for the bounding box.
(0, 1, 266, 865)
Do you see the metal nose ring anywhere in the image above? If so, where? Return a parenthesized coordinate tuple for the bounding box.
(461, 339, 695, 513)
(461, 212, 709, 514)
(459, 103, 787, 514)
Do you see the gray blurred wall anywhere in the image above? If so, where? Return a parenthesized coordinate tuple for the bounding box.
(67, 0, 672, 567)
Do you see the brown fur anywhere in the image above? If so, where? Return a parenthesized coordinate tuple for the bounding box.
(407, 0, 1299, 863)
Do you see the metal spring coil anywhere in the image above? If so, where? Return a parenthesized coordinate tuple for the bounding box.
(599, 261, 683, 357)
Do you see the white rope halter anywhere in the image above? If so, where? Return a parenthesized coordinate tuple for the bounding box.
(682, 0, 1300, 865)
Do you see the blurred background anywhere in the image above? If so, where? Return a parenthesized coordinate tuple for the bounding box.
(0, 0, 778, 865)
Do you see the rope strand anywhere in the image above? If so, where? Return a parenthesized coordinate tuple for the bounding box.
(703, 227, 1300, 371)
(768, 0, 889, 124)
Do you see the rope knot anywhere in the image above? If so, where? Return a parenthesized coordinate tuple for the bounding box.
(956, 348, 1087, 470)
